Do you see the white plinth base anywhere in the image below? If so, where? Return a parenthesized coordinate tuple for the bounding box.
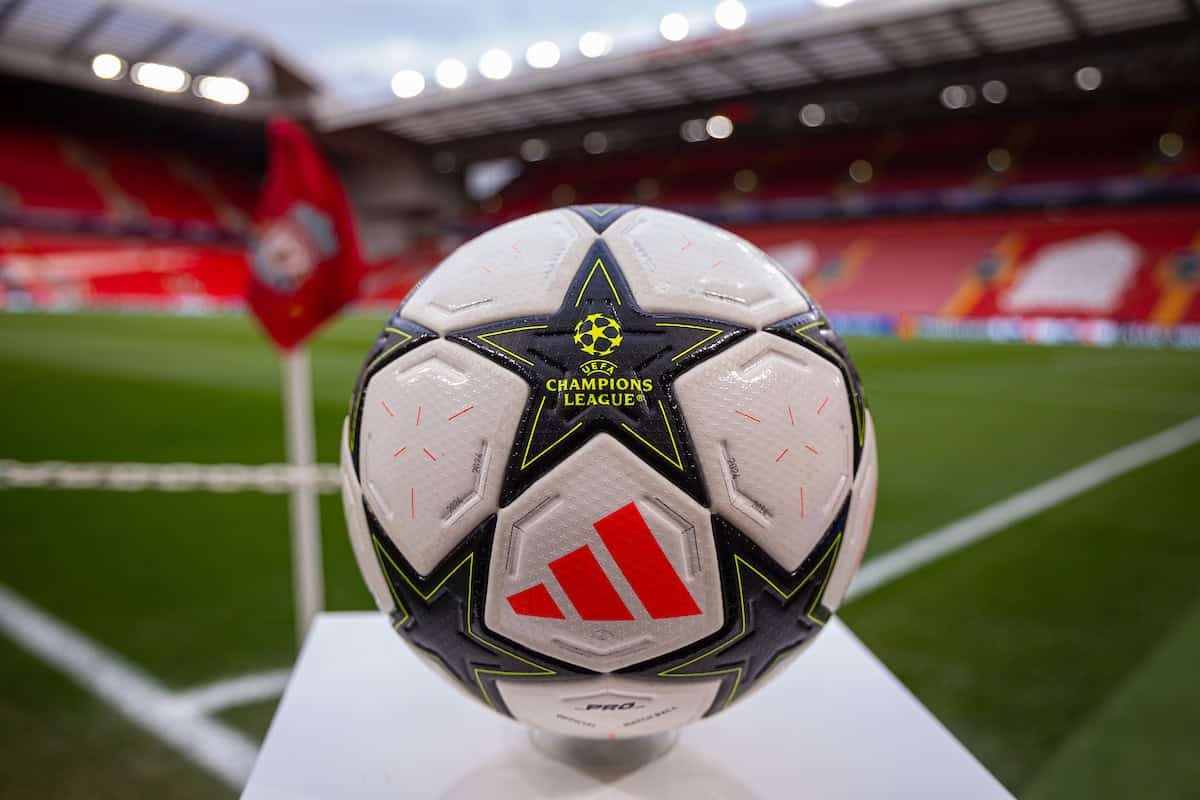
(242, 612, 1013, 800)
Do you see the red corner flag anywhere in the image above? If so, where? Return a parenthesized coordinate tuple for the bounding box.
(247, 117, 365, 350)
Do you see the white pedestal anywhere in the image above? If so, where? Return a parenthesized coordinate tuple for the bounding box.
(243, 613, 1013, 800)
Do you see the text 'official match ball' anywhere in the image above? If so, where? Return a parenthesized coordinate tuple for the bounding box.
(340, 205, 878, 739)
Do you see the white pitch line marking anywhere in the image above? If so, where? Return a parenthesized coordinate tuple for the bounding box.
(3, 416, 1197, 789)
(0, 583, 258, 789)
(172, 669, 292, 716)
(847, 415, 1200, 601)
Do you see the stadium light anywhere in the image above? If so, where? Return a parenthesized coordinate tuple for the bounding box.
(706, 115, 734, 140)
(579, 31, 613, 58)
(520, 138, 549, 162)
(680, 119, 708, 142)
(940, 84, 975, 110)
(195, 75, 249, 105)
(800, 104, 826, 127)
(986, 147, 1012, 173)
(583, 131, 609, 154)
(435, 59, 468, 89)
(814, 0, 856, 7)
(660, 13, 690, 42)
(733, 168, 757, 192)
(1158, 132, 1183, 158)
(981, 80, 1008, 104)
(714, 0, 747, 30)
(391, 70, 425, 98)
(130, 62, 189, 93)
(1074, 66, 1102, 91)
(91, 53, 124, 80)
(526, 41, 561, 69)
(848, 159, 873, 183)
(479, 49, 513, 80)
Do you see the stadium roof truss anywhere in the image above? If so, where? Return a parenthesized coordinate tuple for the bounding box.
(0, 0, 316, 116)
(328, 0, 1200, 146)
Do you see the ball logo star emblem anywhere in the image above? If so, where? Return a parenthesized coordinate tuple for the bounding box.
(573, 313, 623, 357)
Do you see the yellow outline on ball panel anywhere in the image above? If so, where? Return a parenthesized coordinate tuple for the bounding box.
(620, 399, 684, 470)
(350, 327, 417, 452)
(657, 531, 841, 709)
(520, 394, 584, 470)
(655, 322, 725, 362)
(575, 257, 622, 307)
(476, 324, 548, 367)
(372, 537, 555, 708)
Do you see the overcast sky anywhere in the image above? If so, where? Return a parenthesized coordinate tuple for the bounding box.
(159, 0, 816, 100)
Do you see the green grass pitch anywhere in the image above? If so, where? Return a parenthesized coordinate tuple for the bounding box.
(0, 311, 1198, 799)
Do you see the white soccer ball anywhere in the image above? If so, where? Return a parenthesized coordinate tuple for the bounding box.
(341, 205, 877, 738)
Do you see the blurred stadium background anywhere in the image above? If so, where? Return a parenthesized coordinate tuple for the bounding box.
(1, 0, 1199, 797)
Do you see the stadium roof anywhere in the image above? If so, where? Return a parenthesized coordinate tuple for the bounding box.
(326, 0, 1199, 144)
(0, 0, 317, 117)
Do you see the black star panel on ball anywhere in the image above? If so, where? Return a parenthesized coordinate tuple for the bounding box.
(364, 508, 593, 716)
(621, 503, 847, 714)
(449, 239, 751, 507)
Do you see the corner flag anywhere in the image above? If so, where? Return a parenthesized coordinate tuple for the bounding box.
(248, 117, 364, 350)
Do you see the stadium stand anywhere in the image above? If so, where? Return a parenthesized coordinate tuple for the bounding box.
(0, 126, 109, 216)
(2, 59, 1196, 336)
(742, 206, 1200, 324)
(486, 103, 1199, 222)
(0, 124, 257, 231)
(328, 205, 1200, 336)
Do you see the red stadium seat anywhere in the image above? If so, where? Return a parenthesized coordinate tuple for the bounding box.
(0, 125, 257, 232)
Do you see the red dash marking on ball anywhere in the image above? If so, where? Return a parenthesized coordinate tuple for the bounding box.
(735, 410, 762, 423)
(410, 487, 415, 519)
(817, 396, 829, 415)
(787, 404, 795, 427)
(710, 259, 724, 270)
(680, 238, 692, 252)
(415, 405, 422, 427)
(381, 401, 395, 417)
(481, 265, 493, 273)
(392, 447, 407, 457)
(422, 448, 438, 462)
(799, 486, 805, 518)
(804, 444, 820, 455)
(775, 448, 790, 463)
(448, 405, 476, 422)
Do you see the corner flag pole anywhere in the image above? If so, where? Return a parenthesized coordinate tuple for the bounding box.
(282, 346, 323, 642)
(251, 117, 364, 644)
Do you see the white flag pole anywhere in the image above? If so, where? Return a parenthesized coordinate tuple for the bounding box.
(281, 345, 324, 643)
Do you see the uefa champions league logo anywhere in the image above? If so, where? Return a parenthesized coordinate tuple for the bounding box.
(251, 202, 338, 293)
(555, 310, 650, 405)
(573, 312, 622, 376)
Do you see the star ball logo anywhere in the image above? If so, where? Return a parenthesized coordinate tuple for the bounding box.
(573, 313, 623, 376)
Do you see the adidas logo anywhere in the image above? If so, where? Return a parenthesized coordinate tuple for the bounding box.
(505, 502, 702, 621)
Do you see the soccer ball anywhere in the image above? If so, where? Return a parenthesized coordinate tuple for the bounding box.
(340, 205, 877, 739)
